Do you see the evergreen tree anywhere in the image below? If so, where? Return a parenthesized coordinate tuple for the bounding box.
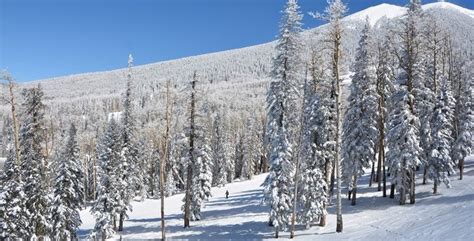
(19, 86, 52, 238)
(2, 141, 29, 238)
(342, 19, 379, 205)
(386, 82, 421, 205)
(211, 111, 231, 186)
(117, 54, 142, 231)
(190, 121, 213, 221)
(428, 79, 456, 194)
(375, 35, 395, 195)
(51, 123, 85, 239)
(241, 116, 257, 180)
(263, 0, 302, 237)
(90, 119, 122, 239)
(297, 50, 330, 229)
(453, 60, 473, 180)
(392, 0, 426, 204)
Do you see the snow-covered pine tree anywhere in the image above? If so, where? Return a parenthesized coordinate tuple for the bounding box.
(241, 116, 256, 180)
(375, 35, 395, 196)
(392, 0, 426, 204)
(211, 111, 231, 186)
(117, 54, 142, 231)
(386, 80, 421, 205)
(2, 134, 29, 239)
(90, 119, 122, 239)
(19, 86, 52, 238)
(51, 123, 85, 239)
(263, 0, 302, 237)
(342, 19, 379, 205)
(190, 112, 213, 221)
(452, 58, 473, 180)
(184, 73, 198, 228)
(428, 79, 455, 194)
(319, 0, 347, 232)
(297, 49, 330, 229)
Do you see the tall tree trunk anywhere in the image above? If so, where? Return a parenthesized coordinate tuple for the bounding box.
(433, 182, 438, 194)
(410, 170, 416, 204)
(351, 177, 357, 206)
(5, 75, 21, 165)
(459, 159, 464, 180)
(369, 161, 375, 187)
(382, 153, 387, 197)
(290, 68, 309, 239)
(119, 212, 124, 231)
(400, 188, 406, 205)
(422, 167, 427, 184)
(160, 80, 172, 240)
(390, 184, 395, 199)
(184, 74, 197, 228)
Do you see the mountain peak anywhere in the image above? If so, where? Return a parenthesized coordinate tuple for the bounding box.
(423, 1, 474, 18)
(344, 3, 406, 26)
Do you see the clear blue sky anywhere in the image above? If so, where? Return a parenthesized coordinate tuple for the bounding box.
(0, 0, 472, 82)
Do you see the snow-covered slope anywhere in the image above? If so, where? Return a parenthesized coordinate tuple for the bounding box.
(424, 1, 474, 18)
(79, 155, 474, 240)
(344, 4, 407, 26)
(344, 2, 474, 26)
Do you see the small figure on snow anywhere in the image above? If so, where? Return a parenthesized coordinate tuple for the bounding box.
(225, 190, 229, 199)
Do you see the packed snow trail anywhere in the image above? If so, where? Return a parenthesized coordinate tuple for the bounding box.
(79, 156, 474, 240)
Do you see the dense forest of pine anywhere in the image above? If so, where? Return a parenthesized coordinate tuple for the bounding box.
(0, 0, 472, 240)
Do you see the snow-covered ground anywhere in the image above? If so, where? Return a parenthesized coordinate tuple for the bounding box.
(79, 155, 474, 240)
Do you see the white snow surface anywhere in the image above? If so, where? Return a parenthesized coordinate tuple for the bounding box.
(344, 4, 407, 26)
(79, 155, 474, 240)
(345, 2, 473, 26)
(424, 1, 474, 18)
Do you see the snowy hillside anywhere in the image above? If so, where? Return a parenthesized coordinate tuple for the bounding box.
(78, 155, 474, 240)
(344, 4, 407, 26)
(424, 1, 474, 18)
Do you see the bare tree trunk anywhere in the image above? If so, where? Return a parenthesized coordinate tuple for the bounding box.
(4, 74, 21, 165)
(369, 161, 375, 187)
(390, 184, 395, 199)
(400, 188, 406, 205)
(351, 176, 357, 206)
(119, 212, 124, 231)
(290, 67, 309, 239)
(184, 73, 197, 228)
(459, 159, 464, 180)
(160, 80, 172, 240)
(410, 169, 416, 204)
(422, 167, 427, 184)
(433, 182, 438, 194)
(382, 153, 387, 197)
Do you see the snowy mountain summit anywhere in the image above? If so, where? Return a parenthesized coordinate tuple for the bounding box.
(345, 2, 474, 26)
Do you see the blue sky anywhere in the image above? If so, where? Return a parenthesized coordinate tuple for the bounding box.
(1, 0, 472, 82)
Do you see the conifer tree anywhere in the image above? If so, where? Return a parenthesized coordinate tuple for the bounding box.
(2, 139, 29, 238)
(386, 82, 421, 205)
(428, 79, 455, 194)
(392, 0, 426, 204)
(211, 112, 230, 186)
(51, 123, 84, 239)
(342, 19, 379, 205)
(453, 60, 473, 180)
(117, 54, 142, 231)
(90, 119, 122, 239)
(297, 51, 330, 228)
(375, 36, 395, 196)
(263, 0, 302, 237)
(190, 117, 213, 221)
(19, 86, 52, 238)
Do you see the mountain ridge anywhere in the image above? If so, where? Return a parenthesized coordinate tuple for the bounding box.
(26, 2, 473, 85)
